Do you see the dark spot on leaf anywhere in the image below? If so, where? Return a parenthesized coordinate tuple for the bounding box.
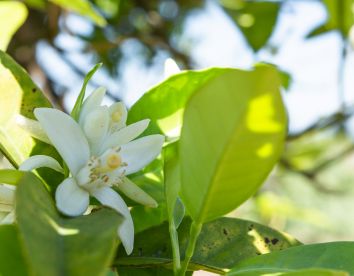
(32, 88, 37, 93)
(271, 238, 279, 245)
(248, 224, 254, 231)
(256, 252, 260, 255)
(265, 237, 270, 244)
(223, 228, 228, 235)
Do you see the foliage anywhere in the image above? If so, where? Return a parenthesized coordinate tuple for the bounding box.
(1, 0, 354, 275)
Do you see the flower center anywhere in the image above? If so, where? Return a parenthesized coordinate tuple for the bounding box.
(107, 154, 121, 169)
(76, 148, 126, 191)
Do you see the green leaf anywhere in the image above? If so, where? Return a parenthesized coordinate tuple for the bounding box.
(233, 268, 348, 276)
(71, 63, 102, 121)
(49, 0, 106, 27)
(220, 0, 281, 52)
(130, 203, 167, 234)
(307, 0, 354, 38)
(227, 242, 354, 276)
(0, 225, 28, 276)
(0, 51, 63, 190)
(24, 0, 46, 9)
(118, 267, 193, 276)
(127, 157, 167, 233)
(0, 50, 53, 167)
(275, 269, 348, 276)
(0, 1, 28, 51)
(164, 142, 181, 225)
(180, 64, 287, 223)
(116, 217, 300, 274)
(118, 267, 181, 276)
(128, 69, 227, 137)
(0, 169, 24, 185)
(163, 142, 183, 272)
(173, 197, 185, 229)
(15, 172, 122, 276)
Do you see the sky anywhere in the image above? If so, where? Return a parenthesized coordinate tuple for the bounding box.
(35, 0, 354, 135)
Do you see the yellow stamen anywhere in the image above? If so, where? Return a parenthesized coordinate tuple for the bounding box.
(107, 154, 122, 169)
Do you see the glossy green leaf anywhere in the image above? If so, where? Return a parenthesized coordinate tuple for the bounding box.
(127, 157, 167, 233)
(164, 142, 181, 224)
(118, 267, 183, 276)
(128, 69, 226, 137)
(0, 51, 50, 167)
(173, 197, 185, 229)
(0, 225, 28, 276)
(129, 66, 288, 139)
(15, 172, 122, 276)
(24, 0, 46, 9)
(234, 268, 348, 276)
(307, 0, 354, 38)
(118, 267, 193, 276)
(49, 0, 106, 27)
(163, 142, 183, 272)
(227, 242, 354, 276)
(116, 217, 300, 274)
(0, 169, 24, 186)
(0, 50, 51, 166)
(275, 269, 348, 276)
(180, 64, 287, 223)
(0, 50, 63, 189)
(0, 1, 28, 51)
(220, 0, 281, 51)
(71, 63, 102, 121)
(130, 203, 167, 234)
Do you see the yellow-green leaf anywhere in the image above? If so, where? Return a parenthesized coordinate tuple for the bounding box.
(50, 0, 106, 27)
(0, 2, 28, 51)
(15, 172, 122, 276)
(180, 64, 287, 223)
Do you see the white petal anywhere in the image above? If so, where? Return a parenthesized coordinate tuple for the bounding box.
(109, 102, 127, 131)
(118, 177, 157, 207)
(120, 135, 164, 175)
(79, 87, 106, 126)
(55, 178, 89, 217)
(101, 119, 150, 153)
(92, 187, 134, 255)
(164, 58, 181, 78)
(19, 155, 64, 173)
(83, 106, 110, 155)
(15, 114, 51, 144)
(34, 108, 90, 175)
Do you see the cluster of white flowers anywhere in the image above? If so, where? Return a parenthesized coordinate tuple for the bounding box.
(11, 87, 164, 254)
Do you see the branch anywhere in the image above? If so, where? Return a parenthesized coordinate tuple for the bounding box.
(280, 144, 354, 194)
(287, 106, 354, 141)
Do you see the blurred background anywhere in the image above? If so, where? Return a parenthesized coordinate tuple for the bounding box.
(1, 0, 354, 244)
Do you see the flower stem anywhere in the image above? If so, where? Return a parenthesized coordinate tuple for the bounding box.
(169, 219, 181, 274)
(178, 221, 202, 276)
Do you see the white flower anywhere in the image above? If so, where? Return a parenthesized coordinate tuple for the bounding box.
(20, 98, 164, 254)
(0, 184, 15, 224)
